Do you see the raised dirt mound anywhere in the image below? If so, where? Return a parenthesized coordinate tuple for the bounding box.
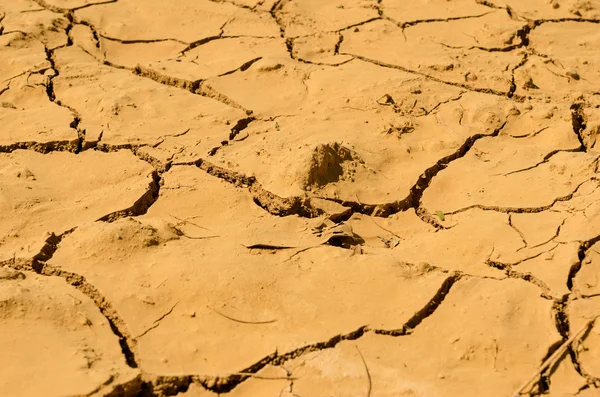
(304, 142, 361, 189)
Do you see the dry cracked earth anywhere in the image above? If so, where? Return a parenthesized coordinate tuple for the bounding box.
(1, 0, 600, 396)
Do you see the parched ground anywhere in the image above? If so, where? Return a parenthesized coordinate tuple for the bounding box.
(1, 0, 600, 396)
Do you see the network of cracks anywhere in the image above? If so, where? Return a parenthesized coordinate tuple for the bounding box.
(1, 0, 600, 396)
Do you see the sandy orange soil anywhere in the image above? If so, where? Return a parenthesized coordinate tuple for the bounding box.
(1, 0, 600, 396)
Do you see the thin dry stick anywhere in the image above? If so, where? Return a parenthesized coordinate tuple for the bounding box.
(370, 217, 402, 240)
(181, 233, 219, 240)
(285, 245, 319, 262)
(135, 301, 180, 339)
(207, 306, 278, 325)
(511, 315, 599, 397)
(169, 214, 215, 232)
(355, 345, 372, 397)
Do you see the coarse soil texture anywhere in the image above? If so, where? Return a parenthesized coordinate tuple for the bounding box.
(2, 0, 600, 396)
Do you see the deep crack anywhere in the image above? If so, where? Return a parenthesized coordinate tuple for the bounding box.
(2, 258, 138, 368)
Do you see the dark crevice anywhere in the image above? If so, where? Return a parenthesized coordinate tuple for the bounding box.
(475, 0, 504, 10)
(138, 375, 194, 397)
(512, 21, 537, 49)
(75, 19, 104, 48)
(157, 269, 460, 394)
(179, 33, 280, 54)
(133, 65, 202, 92)
(271, 326, 369, 365)
(0, 160, 174, 373)
(97, 171, 161, 222)
(421, 92, 465, 115)
(70, 116, 87, 153)
(507, 270, 553, 295)
(194, 326, 367, 394)
(70, 0, 119, 12)
(208, 116, 256, 156)
(0, 140, 80, 154)
(570, 102, 588, 152)
(52, 17, 253, 113)
(553, 293, 600, 387)
(554, 296, 570, 343)
(319, 16, 382, 36)
(43, 45, 57, 102)
(285, 37, 295, 58)
(345, 53, 516, 98)
(538, 338, 567, 393)
(448, 177, 597, 216)
(333, 33, 344, 55)
(408, 121, 505, 209)
(33, 0, 118, 13)
(342, 16, 598, 101)
(567, 233, 600, 290)
(501, 146, 582, 176)
(508, 53, 529, 98)
(190, 158, 322, 218)
(509, 213, 528, 248)
(539, 18, 600, 25)
(181, 35, 221, 53)
(34, 18, 89, 152)
(552, 296, 589, 385)
(228, 117, 255, 140)
(180, 18, 238, 54)
(218, 57, 262, 77)
(375, 0, 383, 17)
(375, 273, 462, 336)
(101, 33, 185, 45)
(322, 120, 508, 219)
(32, 229, 75, 263)
(92, 141, 170, 172)
(392, 11, 493, 29)
(7, 3, 600, 396)
(131, 65, 249, 112)
(270, 0, 286, 34)
(487, 256, 554, 297)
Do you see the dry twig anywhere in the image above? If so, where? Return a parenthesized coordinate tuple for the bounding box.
(511, 315, 599, 397)
(355, 345, 372, 397)
(207, 305, 278, 325)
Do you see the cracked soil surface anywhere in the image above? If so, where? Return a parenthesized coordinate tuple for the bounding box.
(1, 0, 600, 396)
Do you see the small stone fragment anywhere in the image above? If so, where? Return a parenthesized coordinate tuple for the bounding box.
(566, 69, 580, 80)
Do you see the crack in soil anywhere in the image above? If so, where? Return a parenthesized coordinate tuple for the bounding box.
(168, 119, 513, 227)
(571, 102, 589, 152)
(386, 11, 494, 30)
(209, 116, 256, 156)
(447, 177, 598, 216)
(131, 65, 250, 112)
(2, 257, 138, 368)
(374, 272, 462, 336)
(319, 120, 508, 224)
(552, 295, 600, 390)
(0, 139, 80, 154)
(97, 170, 162, 222)
(344, 53, 515, 97)
(487, 249, 556, 298)
(4, 2, 600, 396)
(134, 271, 462, 395)
(567, 233, 600, 291)
(33, 0, 119, 14)
(186, 158, 323, 218)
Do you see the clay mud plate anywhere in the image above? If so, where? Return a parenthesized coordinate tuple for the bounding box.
(1, 0, 600, 396)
